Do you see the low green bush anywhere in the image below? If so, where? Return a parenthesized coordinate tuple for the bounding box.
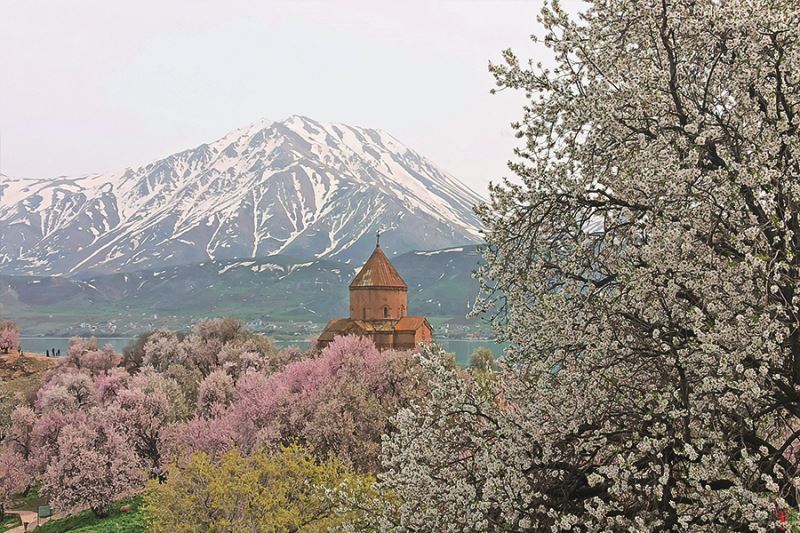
(1, 513, 22, 530)
(35, 496, 146, 533)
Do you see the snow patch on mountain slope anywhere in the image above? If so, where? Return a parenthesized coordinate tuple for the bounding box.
(0, 116, 484, 277)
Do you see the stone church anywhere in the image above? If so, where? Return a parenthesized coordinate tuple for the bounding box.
(317, 237, 433, 350)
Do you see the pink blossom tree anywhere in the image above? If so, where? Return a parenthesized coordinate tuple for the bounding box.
(0, 321, 20, 354)
(105, 371, 189, 479)
(196, 369, 234, 418)
(36, 385, 80, 414)
(55, 337, 118, 375)
(0, 446, 28, 520)
(159, 415, 239, 466)
(43, 412, 144, 517)
(216, 336, 281, 378)
(184, 318, 246, 377)
(65, 336, 98, 363)
(227, 335, 424, 471)
(140, 321, 274, 402)
(156, 335, 422, 472)
(7, 407, 38, 496)
(77, 346, 117, 375)
(142, 330, 184, 372)
(94, 367, 130, 403)
(8, 406, 35, 463)
(36, 370, 96, 413)
(29, 410, 67, 476)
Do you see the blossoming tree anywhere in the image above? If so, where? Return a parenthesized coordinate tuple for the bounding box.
(0, 321, 19, 355)
(0, 446, 27, 520)
(379, 0, 800, 530)
(43, 413, 144, 517)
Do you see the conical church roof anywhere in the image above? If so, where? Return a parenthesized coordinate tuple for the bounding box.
(350, 244, 407, 289)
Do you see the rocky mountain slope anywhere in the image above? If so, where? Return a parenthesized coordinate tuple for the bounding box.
(0, 116, 483, 276)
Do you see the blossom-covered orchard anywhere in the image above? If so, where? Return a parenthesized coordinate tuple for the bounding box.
(373, 0, 800, 531)
(0, 320, 426, 526)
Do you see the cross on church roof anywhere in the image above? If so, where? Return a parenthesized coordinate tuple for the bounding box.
(376, 231, 381, 247)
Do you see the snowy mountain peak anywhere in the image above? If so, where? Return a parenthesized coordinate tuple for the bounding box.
(0, 117, 484, 277)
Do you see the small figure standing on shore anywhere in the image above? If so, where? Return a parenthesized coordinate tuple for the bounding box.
(46, 349, 50, 357)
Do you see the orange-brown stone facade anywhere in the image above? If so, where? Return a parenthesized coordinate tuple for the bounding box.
(350, 287, 407, 320)
(317, 241, 433, 351)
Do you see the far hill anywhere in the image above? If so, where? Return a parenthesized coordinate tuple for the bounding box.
(0, 245, 487, 337)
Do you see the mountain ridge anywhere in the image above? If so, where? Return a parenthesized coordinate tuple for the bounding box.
(0, 116, 484, 277)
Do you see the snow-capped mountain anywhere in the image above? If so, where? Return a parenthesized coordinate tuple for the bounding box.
(0, 116, 483, 276)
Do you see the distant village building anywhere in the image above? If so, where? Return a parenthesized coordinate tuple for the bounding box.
(317, 236, 433, 350)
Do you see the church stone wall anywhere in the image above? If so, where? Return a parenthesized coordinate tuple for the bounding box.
(350, 287, 408, 320)
(415, 326, 433, 344)
(371, 332, 395, 350)
(394, 332, 418, 349)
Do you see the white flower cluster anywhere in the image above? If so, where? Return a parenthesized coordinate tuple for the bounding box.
(377, 0, 800, 530)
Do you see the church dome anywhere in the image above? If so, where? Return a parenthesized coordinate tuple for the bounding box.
(349, 244, 407, 289)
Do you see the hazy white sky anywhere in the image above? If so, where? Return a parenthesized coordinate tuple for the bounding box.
(0, 0, 570, 196)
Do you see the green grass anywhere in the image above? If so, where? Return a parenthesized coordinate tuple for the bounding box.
(10, 483, 48, 512)
(34, 496, 147, 533)
(1, 514, 21, 530)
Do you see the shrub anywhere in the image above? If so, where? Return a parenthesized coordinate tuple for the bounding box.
(146, 445, 375, 532)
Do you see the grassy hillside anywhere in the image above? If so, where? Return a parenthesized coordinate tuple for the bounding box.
(0, 352, 57, 438)
(1, 246, 487, 336)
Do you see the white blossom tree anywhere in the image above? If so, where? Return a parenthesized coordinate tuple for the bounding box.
(43, 412, 143, 517)
(379, 0, 800, 531)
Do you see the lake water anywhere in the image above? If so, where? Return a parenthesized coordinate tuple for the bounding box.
(20, 336, 507, 367)
(19, 337, 134, 357)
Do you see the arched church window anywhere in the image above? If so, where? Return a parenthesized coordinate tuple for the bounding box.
(401, 305, 406, 317)
(383, 306, 389, 318)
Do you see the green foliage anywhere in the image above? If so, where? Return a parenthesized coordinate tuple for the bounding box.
(35, 496, 146, 533)
(145, 445, 378, 533)
(0, 513, 21, 529)
(11, 483, 46, 512)
(122, 331, 156, 372)
(468, 346, 498, 371)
